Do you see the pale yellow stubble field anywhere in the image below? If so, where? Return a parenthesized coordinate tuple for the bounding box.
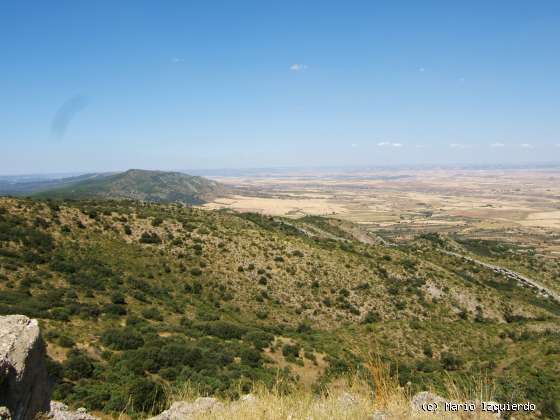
(203, 169, 560, 234)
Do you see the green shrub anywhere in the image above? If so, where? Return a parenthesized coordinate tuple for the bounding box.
(441, 352, 463, 371)
(57, 335, 75, 348)
(158, 343, 195, 367)
(282, 343, 300, 359)
(142, 307, 163, 321)
(139, 232, 162, 244)
(362, 310, 380, 324)
(197, 321, 247, 340)
(103, 304, 127, 316)
(243, 330, 274, 350)
(402, 259, 417, 270)
(423, 344, 433, 358)
(160, 367, 179, 380)
(190, 267, 203, 276)
(50, 307, 71, 321)
(101, 328, 144, 350)
(63, 350, 95, 380)
(240, 348, 262, 367)
(416, 359, 440, 373)
(111, 293, 126, 305)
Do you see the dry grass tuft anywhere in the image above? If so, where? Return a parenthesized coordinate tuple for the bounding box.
(158, 357, 502, 420)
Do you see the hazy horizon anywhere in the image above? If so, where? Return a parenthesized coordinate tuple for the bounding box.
(2, 1, 559, 173)
(2, 161, 560, 179)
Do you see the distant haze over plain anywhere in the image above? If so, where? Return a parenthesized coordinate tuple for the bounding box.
(2, 162, 560, 180)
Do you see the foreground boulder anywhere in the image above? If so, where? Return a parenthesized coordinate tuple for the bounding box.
(47, 402, 97, 420)
(150, 398, 224, 420)
(0, 315, 51, 420)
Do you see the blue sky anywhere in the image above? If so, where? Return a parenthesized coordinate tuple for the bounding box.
(1, 1, 559, 174)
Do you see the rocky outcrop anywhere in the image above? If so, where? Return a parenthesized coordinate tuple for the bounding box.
(369, 411, 388, 420)
(441, 250, 560, 303)
(337, 391, 359, 408)
(47, 402, 97, 420)
(0, 407, 12, 420)
(149, 395, 258, 420)
(0, 315, 51, 420)
(150, 397, 224, 420)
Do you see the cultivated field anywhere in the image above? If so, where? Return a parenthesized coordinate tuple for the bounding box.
(204, 168, 560, 256)
(203, 169, 560, 225)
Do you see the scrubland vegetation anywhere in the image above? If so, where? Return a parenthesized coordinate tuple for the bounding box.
(0, 197, 559, 418)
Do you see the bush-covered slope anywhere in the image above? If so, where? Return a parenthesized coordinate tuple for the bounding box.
(0, 198, 558, 417)
(0, 173, 110, 196)
(34, 169, 227, 204)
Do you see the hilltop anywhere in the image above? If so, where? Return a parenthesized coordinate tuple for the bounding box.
(0, 197, 558, 417)
(33, 169, 228, 204)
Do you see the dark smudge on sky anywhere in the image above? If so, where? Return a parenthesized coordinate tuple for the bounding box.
(50, 95, 89, 138)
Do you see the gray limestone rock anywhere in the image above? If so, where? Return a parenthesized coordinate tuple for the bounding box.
(0, 315, 51, 420)
(149, 397, 224, 420)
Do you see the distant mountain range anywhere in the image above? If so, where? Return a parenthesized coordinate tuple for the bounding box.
(0, 173, 109, 196)
(1, 169, 228, 204)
